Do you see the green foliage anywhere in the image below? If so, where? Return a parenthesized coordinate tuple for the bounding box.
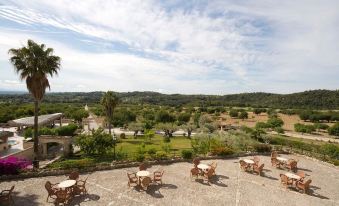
(211, 146, 234, 156)
(134, 153, 145, 162)
(111, 109, 136, 127)
(39, 127, 56, 136)
(155, 151, 168, 160)
(181, 150, 193, 159)
(253, 108, 267, 115)
(48, 158, 95, 169)
(299, 110, 339, 122)
(144, 130, 155, 141)
(253, 143, 272, 153)
(240, 125, 254, 134)
(23, 128, 33, 138)
(314, 123, 329, 130)
(229, 109, 239, 118)
(238, 111, 248, 119)
(267, 117, 284, 128)
(161, 143, 172, 153)
(255, 122, 270, 129)
(156, 110, 175, 123)
(55, 124, 78, 136)
(274, 127, 285, 134)
(65, 109, 89, 123)
(191, 135, 210, 155)
(75, 128, 114, 156)
(147, 148, 157, 157)
(177, 113, 191, 125)
(320, 144, 339, 159)
(328, 123, 339, 136)
(294, 123, 316, 134)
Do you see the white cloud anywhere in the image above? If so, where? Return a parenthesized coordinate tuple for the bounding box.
(0, 0, 338, 94)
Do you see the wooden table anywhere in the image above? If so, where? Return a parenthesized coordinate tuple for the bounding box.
(197, 164, 210, 170)
(57, 180, 76, 189)
(243, 159, 254, 164)
(277, 157, 288, 162)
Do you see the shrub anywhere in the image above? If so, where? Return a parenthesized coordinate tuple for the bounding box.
(0, 157, 32, 175)
(147, 148, 157, 157)
(294, 123, 316, 134)
(255, 122, 270, 129)
(116, 148, 128, 161)
(120, 133, 126, 139)
(274, 127, 285, 134)
(314, 123, 329, 130)
(56, 124, 78, 136)
(181, 150, 193, 159)
(23, 128, 33, 138)
(134, 153, 145, 162)
(267, 117, 284, 128)
(328, 123, 339, 136)
(48, 158, 95, 169)
(320, 144, 339, 159)
(240, 126, 253, 134)
(229, 109, 239, 118)
(161, 143, 172, 154)
(163, 136, 171, 143)
(253, 144, 272, 153)
(39, 127, 56, 136)
(211, 146, 234, 156)
(238, 111, 248, 119)
(155, 151, 168, 160)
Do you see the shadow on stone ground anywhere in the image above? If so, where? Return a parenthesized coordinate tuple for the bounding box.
(68, 194, 101, 206)
(8, 191, 40, 206)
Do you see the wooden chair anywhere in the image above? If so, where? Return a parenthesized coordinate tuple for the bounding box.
(68, 171, 80, 180)
(209, 161, 217, 175)
(153, 170, 164, 185)
(271, 151, 278, 158)
(271, 157, 281, 168)
(55, 190, 72, 206)
(193, 157, 200, 166)
(296, 171, 305, 182)
(280, 174, 293, 188)
(239, 160, 251, 172)
(0, 186, 15, 205)
(127, 172, 138, 187)
(253, 163, 264, 176)
(74, 176, 88, 195)
(190, 167, 200, 180)
(286, 159, 298, 172)
(296, 179, 312, 194)
(253, 157, 260, 166)
(139, 163, 147, 171)
(45, 181, 59, 202)
(203, 168, 215, 183)
(141, 177, 152, 190)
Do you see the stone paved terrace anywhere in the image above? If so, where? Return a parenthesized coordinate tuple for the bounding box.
(0, 154, 338, 206)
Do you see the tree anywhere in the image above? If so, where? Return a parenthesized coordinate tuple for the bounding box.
(198, 114, 212, 128)
(155, 110, 175, 123)
(181, 122, 196, 138)
(177, 113, 191, 125)
(267, 117, 284, 128)
(128, 122, 144, 137)
(238, 111, 248, 120)
(156, 123, 177, 138)
(229, 109, 238, 118)
(8, 39, 60, 160)
(101, 91, 119, 135)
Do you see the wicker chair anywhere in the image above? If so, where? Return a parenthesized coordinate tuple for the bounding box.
(55, 190, 72, 206)
(271, 151, 278, 158)
(153, 170, 164, 185)
(193, 158, 200, 166)
(296, 171, 305, 182)
(209, 162, 217, 175)
(139, 163, 147, 171)
(253, 157, 260, 166)
(271, 157, 281, 168)
(253, 163, 264, 176)
(203, 168, 215, 183)
(68, 171, 80, 180)
(280, 174, 293, 188)
(286, 159, 298, 172)
(141, 177, 152, 190)
(296, 179, 312, 194)
(239, 160, 251, 172)
(45, 181, 59, 202)
(127, 172, 138, 187)
(74, 176, 88, 195)
(0, 186, 15, 205)
(190, 167, 200, 180)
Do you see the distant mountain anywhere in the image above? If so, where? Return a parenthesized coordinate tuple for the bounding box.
(0, 89, 338, 109)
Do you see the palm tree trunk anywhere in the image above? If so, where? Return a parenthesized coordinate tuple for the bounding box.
(33, 100, 39, 158)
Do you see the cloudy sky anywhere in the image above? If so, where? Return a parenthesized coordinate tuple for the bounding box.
(0, 0, 338, 94)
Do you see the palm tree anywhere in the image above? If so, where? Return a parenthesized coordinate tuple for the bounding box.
(101, 91, 119, 135)
(8, 39, 60, 160)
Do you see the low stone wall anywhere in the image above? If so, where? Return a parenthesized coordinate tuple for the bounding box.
(0, 152, 270, 181)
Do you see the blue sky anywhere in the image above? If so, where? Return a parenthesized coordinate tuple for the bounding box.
(0, 0, 338, 94)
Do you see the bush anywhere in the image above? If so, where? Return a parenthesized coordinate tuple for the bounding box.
(56, 124, 78, 136)
(328, 123, 339, 136)
(23, 128, 33, 138)
(240, 126, 253, 134)
(253, 144, 272, 153)
(255, 122, 270, 129)
(0, 157, 32, 175)
(314, 123, 329, 130)
(120, 133, 126, 139)
(320, 144, 339, 159)
(274, 127, 285, 134)
(211, 146, 234, 156)
(147, 148, 157, 157)
(181, 150, 193, 159)
(163, 136, 171, 143)
(39, 127, 56, 136)
(48, 158, 95, 169)
(294, 123, 316, 134)
(229, 109, 239, 118)
(238, 111, 248, 119)
(116, 148, 128, 161)
(134, 153, 145, 162)
(267, 117, 284, 128)
(155, 151, 168, 160)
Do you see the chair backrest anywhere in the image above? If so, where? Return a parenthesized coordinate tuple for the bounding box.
(141, 177, 152, 187)
(253, 156, 260, 164)
(69, 171, 79, 180)
(210, 162, 217, 170)
(139, 163, 147, 171)
(191, 167, 199, 176)
(127, 172, 136, 180)
(297, 171, 305, 179)
(239, 160, 247, 167)
(304, 179, 312, 187)
(207, 168, 214, 177)
(45, 181, 53, 193)
(55, 190, 67, 201)
(258, 164, 264, 171)
(280, 174, 288, 183)
(193, 158, 200, 166)
(290, 160, 297, 168)
(7, 186, 14, 195)
(271, 151, 278, 158)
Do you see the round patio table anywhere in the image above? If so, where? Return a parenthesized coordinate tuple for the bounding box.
(197, 164, 210, 170)
(243, 159, 254, 164)
(137, 171, 150, 177)
(277, 157, 288, 162)
(57, 180, 76, 189)
(285, 172, 301, 180)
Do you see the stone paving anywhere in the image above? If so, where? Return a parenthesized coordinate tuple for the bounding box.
(0, 154, 338, 206)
